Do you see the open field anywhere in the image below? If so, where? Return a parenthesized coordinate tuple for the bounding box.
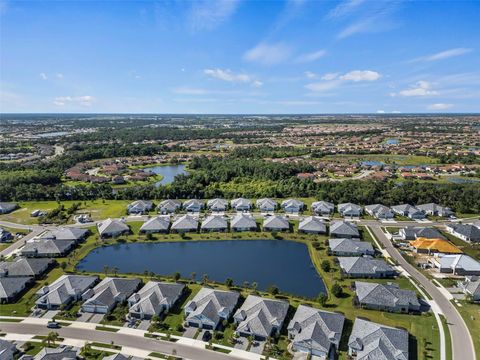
(320, 154, 440, 166)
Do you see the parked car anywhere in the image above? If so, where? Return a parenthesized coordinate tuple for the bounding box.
(47, 321, 60, 329)
(202, 331, 212, 342)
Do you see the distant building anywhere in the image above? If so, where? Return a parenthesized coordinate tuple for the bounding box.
(298, 216, 326, 234)
(458, 276, 480, 302)
(201, 215, 228, 232)
(36, 275, 98, 309)
(365, 204, 394, 219)
(171, 214, 198, 233)
(0, 203, 18, 214)
(231, 198, 252, 212)
(140, 216, 170, 234)
(354, 281, 420, 313)
(399, 226, 446, 240)
(0, 228, 13, 243)
(417, 203, 454, 217)
(97, 218, 130, 238)
(207, 198, 228, 212)
(338, 257, 396, 278)
(338, 203, 362, 217)
(391, 204, 425, 220)
(430, 254, 480, 275)
(256, 198, 277, 212)
(127, 200, 153, 215)
(263, 215, 290, 232)
(409, 238, 462, 254)
(157, 199, 181, 214)
(311, 201, 335, 216)
(446, 223, 480, 243)
(231, 213, 257, 232)
(330, 221, 360, 239)
(281, 199, 305, 214)
(328, 238, 374, 257)
(182, 199, 203, 213)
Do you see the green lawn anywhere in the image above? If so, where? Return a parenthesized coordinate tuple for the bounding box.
(320, 154, 439, 166)
(455, 301, 480, 360)
(439, 230, 480, 260)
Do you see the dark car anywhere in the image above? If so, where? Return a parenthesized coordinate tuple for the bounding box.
(202, 330, 212, 342)
(47, 321, 60, 329)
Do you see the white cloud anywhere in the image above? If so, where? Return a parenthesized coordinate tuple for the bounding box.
(53, 95, 95, 107)
(55, 73, 64, 79)
(304, 71, 317, 79)
(327, 0, 365, 19)
(321, 72, 339, 81)
(396, 81, 438, 97)
(243, 42, 292, 65)
(39, 73, 48, 80)
(376, 110, 385, 113)
(296, 49, 327, 63)
(204, 68, 251, 83)
(340, 70, 380, 82)
(305, 80, 343, 92)
(188, 0, 240, 31)
(427, 103, 453, 110)
(412, 48, 473, 62)
(252, 80, 263, 87)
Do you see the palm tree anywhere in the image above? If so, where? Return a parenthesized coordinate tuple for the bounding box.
(112, 266, 118, 277)
(202, 274, 209, 285)
(43, 331, 59, 347)
(251, 282, 258, 293)
(190, 272, 197, 283)
(103, 265, 109, 276)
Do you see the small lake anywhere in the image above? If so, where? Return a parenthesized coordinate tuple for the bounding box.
(385, 139, 399, 145)
(361, 160, 384, 166)
(76, 240, 326, 298)
(143, 164, 188, 186)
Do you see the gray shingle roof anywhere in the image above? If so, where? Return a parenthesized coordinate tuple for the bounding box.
(157, 199, 181, 212)
(401, 226, 446, 240)
(36, 275, 98, 307)
(183, 199, 204, 210)
(0, 257, 53, 277)
(330, 221, 360, 237)
(103, 354, 130, 360)
(447, 224, 480, 242)
(348, 318, 408, 360)
(312, 201, 335, 213)
(338, 257, 394, 276)
(140, 216, 170, 232)
(256, 198, 277, 210)
(231, 198, 252, 209)
(0, 276, 31, 300)
(0, 203, 17, 214)
(338, 203, 362, 215)
(171, 214, 198, 231)
(83, 277, 141, 309)
(231, 213, 257, 230)
(21, 239, 75, 257)
(127, 200, 153, 213)
(417, 203, 453, 216)
(97, 218, 129, 236)
(33, 346, 78, 360)
(328, 238, 374, 255)
(281, 199, 305, 210)
(201, 215, 228, 230)
(185, 287, 239, 325)
(207, 198, 228, 210)
(263, 215, 289, 230)
(298, 216, 327, 233)
(38, 227, 89, 242)
(0, 339, 17, 359)
(288, 305, 345, 354)
(129, 281, 185, 317)
(437, 254, 480, 272)
(355, 281, 420, 310)
(234, 295, 289, 338)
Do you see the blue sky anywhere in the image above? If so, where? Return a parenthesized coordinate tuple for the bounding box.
(1, 0, 479, 113)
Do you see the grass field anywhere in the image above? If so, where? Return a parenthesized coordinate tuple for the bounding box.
(321, 154, 439, 166)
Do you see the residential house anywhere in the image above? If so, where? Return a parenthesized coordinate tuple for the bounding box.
(458, 276, 480, 302)
(171, 214, 198, 233)
(311, 201, 335, 216)
(103, 355, 130, 360)
(231, 213, 257, 232)
(233, 295, 289, 340)
(140, 216, 170, 234)
(328, 239, 374, 257)
(207, 198, 228, 212)
(36, 275, 98, 310)
(263, 215, 290, 232)
(127, 200, 153, 215)
(364, 204, 394, 220)
(399, 226, 446, 240)
(256, 198, 277, 212)
(417, 203, 454, 217)
(97, 218, 130, 238)
(287, 305, 345, 359)
(157, 199, 181, 214)
(182, 199, 203, 213)
(20, 239, 76, 258)
(338, 203, 363, 217)
(82, 277, 141, 314)
(430, 254, 480, 275)
(391, 204, 425, 219)
(338, 257, 396, 278)
(0, 277, 32, 303)
(201, 215, 228, 232)
(38, 227, 89, 242)
(348, 318, 408, 360)
(0, 258, 54, 278)
(231, 198, 252, 212)
(446, 224, 480, 243)
(128, 281, 185, 319)
(184, 287, 240, 329)
(281, 199, 305, 214)
(0, 228, 13, 243)
(329, 221, 360, 239)
(298, 216, 327, 234)
(0, 339, 18, 360)
(0, 203, 17, 214)
(32, 346, 79, 360)
(354, 281, 421, 313)
(409, 238, 462, 254)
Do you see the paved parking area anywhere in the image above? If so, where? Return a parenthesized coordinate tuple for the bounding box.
(42, 310, 59, 319)
(87, 313, 104, 323)
(182, 327, 197, 339)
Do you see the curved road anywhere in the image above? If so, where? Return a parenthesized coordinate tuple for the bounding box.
(369, 225, 476, 360)
(0, 322, 244, 360)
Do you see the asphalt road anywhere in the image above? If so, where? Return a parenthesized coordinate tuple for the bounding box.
(0, 226, 44, 258)
(369, 225, 476, 360)
(0, 322, 244, 360)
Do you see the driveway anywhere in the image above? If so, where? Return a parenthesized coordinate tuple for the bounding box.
(88, 314, 104, 323)
(233, 337, 248, 350)
(136, 320, 151, 331)
(42, 310, 59, 319)
(249, 340, 265, 354)
(77, 312, 92, 322)
(182, 327, 197, 339)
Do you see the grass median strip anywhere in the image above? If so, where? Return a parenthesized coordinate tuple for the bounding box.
(95, 325, 119, 332)
(90, 342, 122, 350)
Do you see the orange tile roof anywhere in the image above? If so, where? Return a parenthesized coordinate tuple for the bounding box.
(409, 238, 463, 254)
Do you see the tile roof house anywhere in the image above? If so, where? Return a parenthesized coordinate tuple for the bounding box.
(36, 275, 98, 310)
(430, 254, 480, 275)
(128, 281, 185, 319)
(365, 204, 394, 220)
(446, 223, 480, 243)
(298, 216, 327, 234)
(409, 238, 462, 254)
(263, 215, 290, 232)
(231, 198, 252, 212)
(338, 257, 396, 278)
(417, 203, 454, 217)
(399, 226, 446, 240)
(354, 281, 420, 313)
(32, 346, 79, 360)
(201, 215, 228, 232)
(184, 287, 240, 330)
(231, 213, 257, 232)
(458, 276, 480, 302)
(338, 203, 363, 217)
(287, 305, 345, 359)
(391, 204, 425, 219)
(281, 199, 305, 214)
(82, 277, 141, 314)
(0, 276, 32, 303)
(233, 295, 289, 340)
(140, 216, 170, 234)
(328, 239, 374, 256)
(0, 228, 13, 243)
(182, 199, 203, 212)
(127, 200, 153, 214)
(311, 201, 335, 216)
(0, 203, 18, 214)
(207, 198, 228, 212)
(0, 339, 18, 360)
(348, 318, 409, 360)
(0, 257, 54, 278)
(256, 198, 277, 212)
(171, 214, 198, 233)
(157, 199, 181, 214)
(329, 221, 360, 239)
(38, 227, 89, 242)
(97, 218, 130, 238)
(20, 239, 76, 258)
